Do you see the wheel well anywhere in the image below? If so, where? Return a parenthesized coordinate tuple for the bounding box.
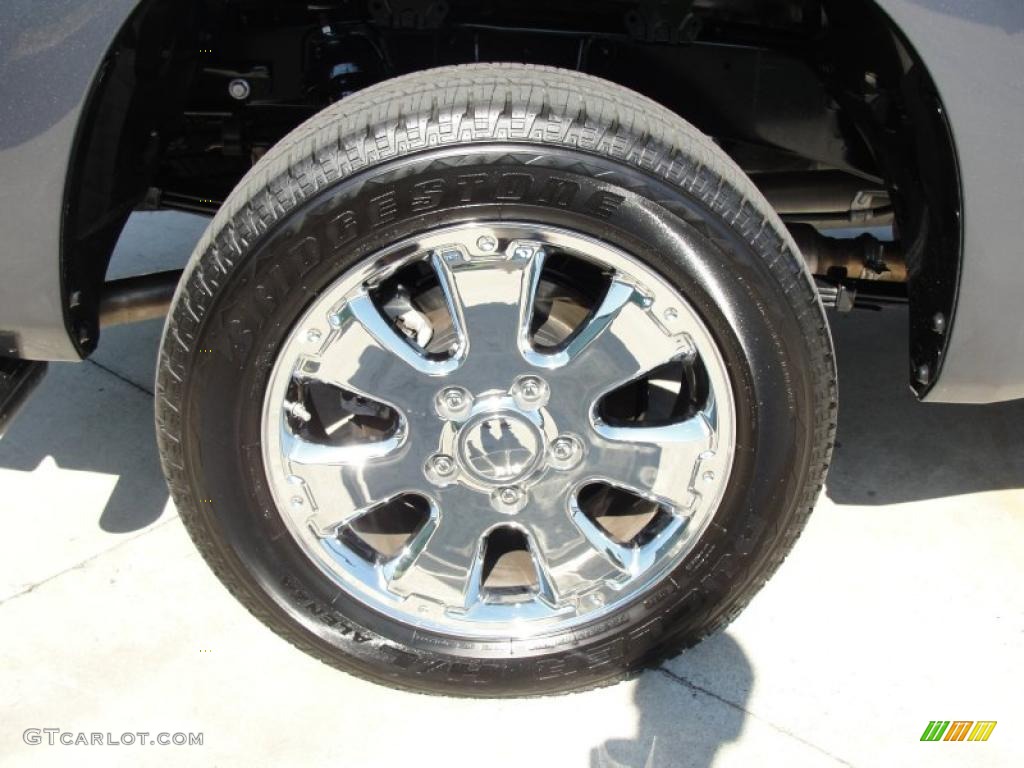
(65, 0, 960, 394)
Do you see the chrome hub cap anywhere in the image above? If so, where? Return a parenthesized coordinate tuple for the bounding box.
(453, 404, 541, 485)
(458, 408, 541, 486)
(262, 223, 735, 639)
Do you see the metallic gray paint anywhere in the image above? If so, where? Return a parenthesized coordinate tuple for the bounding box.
(1, 0, 1021, 401)
(873, 0, 1024, 402)
(0, 0, 137, 360)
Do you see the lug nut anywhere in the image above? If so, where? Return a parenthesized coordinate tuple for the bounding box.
(425, 454, 458, 486)
(491, 487, 528, 518)
(432, 455, 455, 476)
(435, 386, 472, 420)
(499, 487, 520, 505)
(491, 485, 527, 514)
(476, 235, 498, 253)
(549, 434, 582, 470)
(511, 375, 549, 410)
(552, 438, 574, 461)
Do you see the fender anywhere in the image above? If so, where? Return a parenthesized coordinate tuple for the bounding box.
(873, 0, 1024, 402)
(0, 0, 138, 360)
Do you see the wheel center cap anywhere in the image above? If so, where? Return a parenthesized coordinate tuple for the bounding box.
(457, 410, 542, 485)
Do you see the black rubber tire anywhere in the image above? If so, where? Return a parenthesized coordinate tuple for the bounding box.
(156, 63, 836, 697)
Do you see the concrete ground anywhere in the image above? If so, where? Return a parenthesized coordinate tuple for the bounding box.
(1, 212, 1021, 768)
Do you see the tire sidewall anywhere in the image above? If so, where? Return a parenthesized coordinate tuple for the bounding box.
(171, 146, 820, 695)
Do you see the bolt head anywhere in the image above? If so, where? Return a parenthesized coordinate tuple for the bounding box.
(703, 470, 716, 482)
(476, 235, 498, 253)
(228, 78, 251, 100)
(931, 312, 947, 334)
(290, 496, 304, 509)
(915, 362, 932, 385)
(663, 307, 679, 321)
(306, 328, 322, 343)
(511, 244, 535, 260)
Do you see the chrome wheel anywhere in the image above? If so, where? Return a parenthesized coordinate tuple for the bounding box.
(261, 222, 735, 639)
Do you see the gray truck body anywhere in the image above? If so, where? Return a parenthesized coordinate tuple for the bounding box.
(1, 0, 1022, 402)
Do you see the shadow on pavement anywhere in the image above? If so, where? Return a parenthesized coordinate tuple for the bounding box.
(593, 634, 750, 768)
(0, 362, 168, 533)
(826, 307, 1024, 506)
(0, 212, 204, 534)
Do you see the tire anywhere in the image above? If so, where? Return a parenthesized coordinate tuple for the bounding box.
(156, 63, 836, 697)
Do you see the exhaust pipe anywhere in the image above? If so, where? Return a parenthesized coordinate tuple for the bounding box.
(787, 224, 906, 283)
(99, 269, 183, 328)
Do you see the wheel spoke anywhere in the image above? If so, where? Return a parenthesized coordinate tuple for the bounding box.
(284, 429, 433, 535)
(544, 279, 696, 406)
(519, 475, 628, 599)
(434, 249, 542, 382)
(587, 414, 715, 511)
(385, 485, 494, 608)
(312, 291, 454, 416)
